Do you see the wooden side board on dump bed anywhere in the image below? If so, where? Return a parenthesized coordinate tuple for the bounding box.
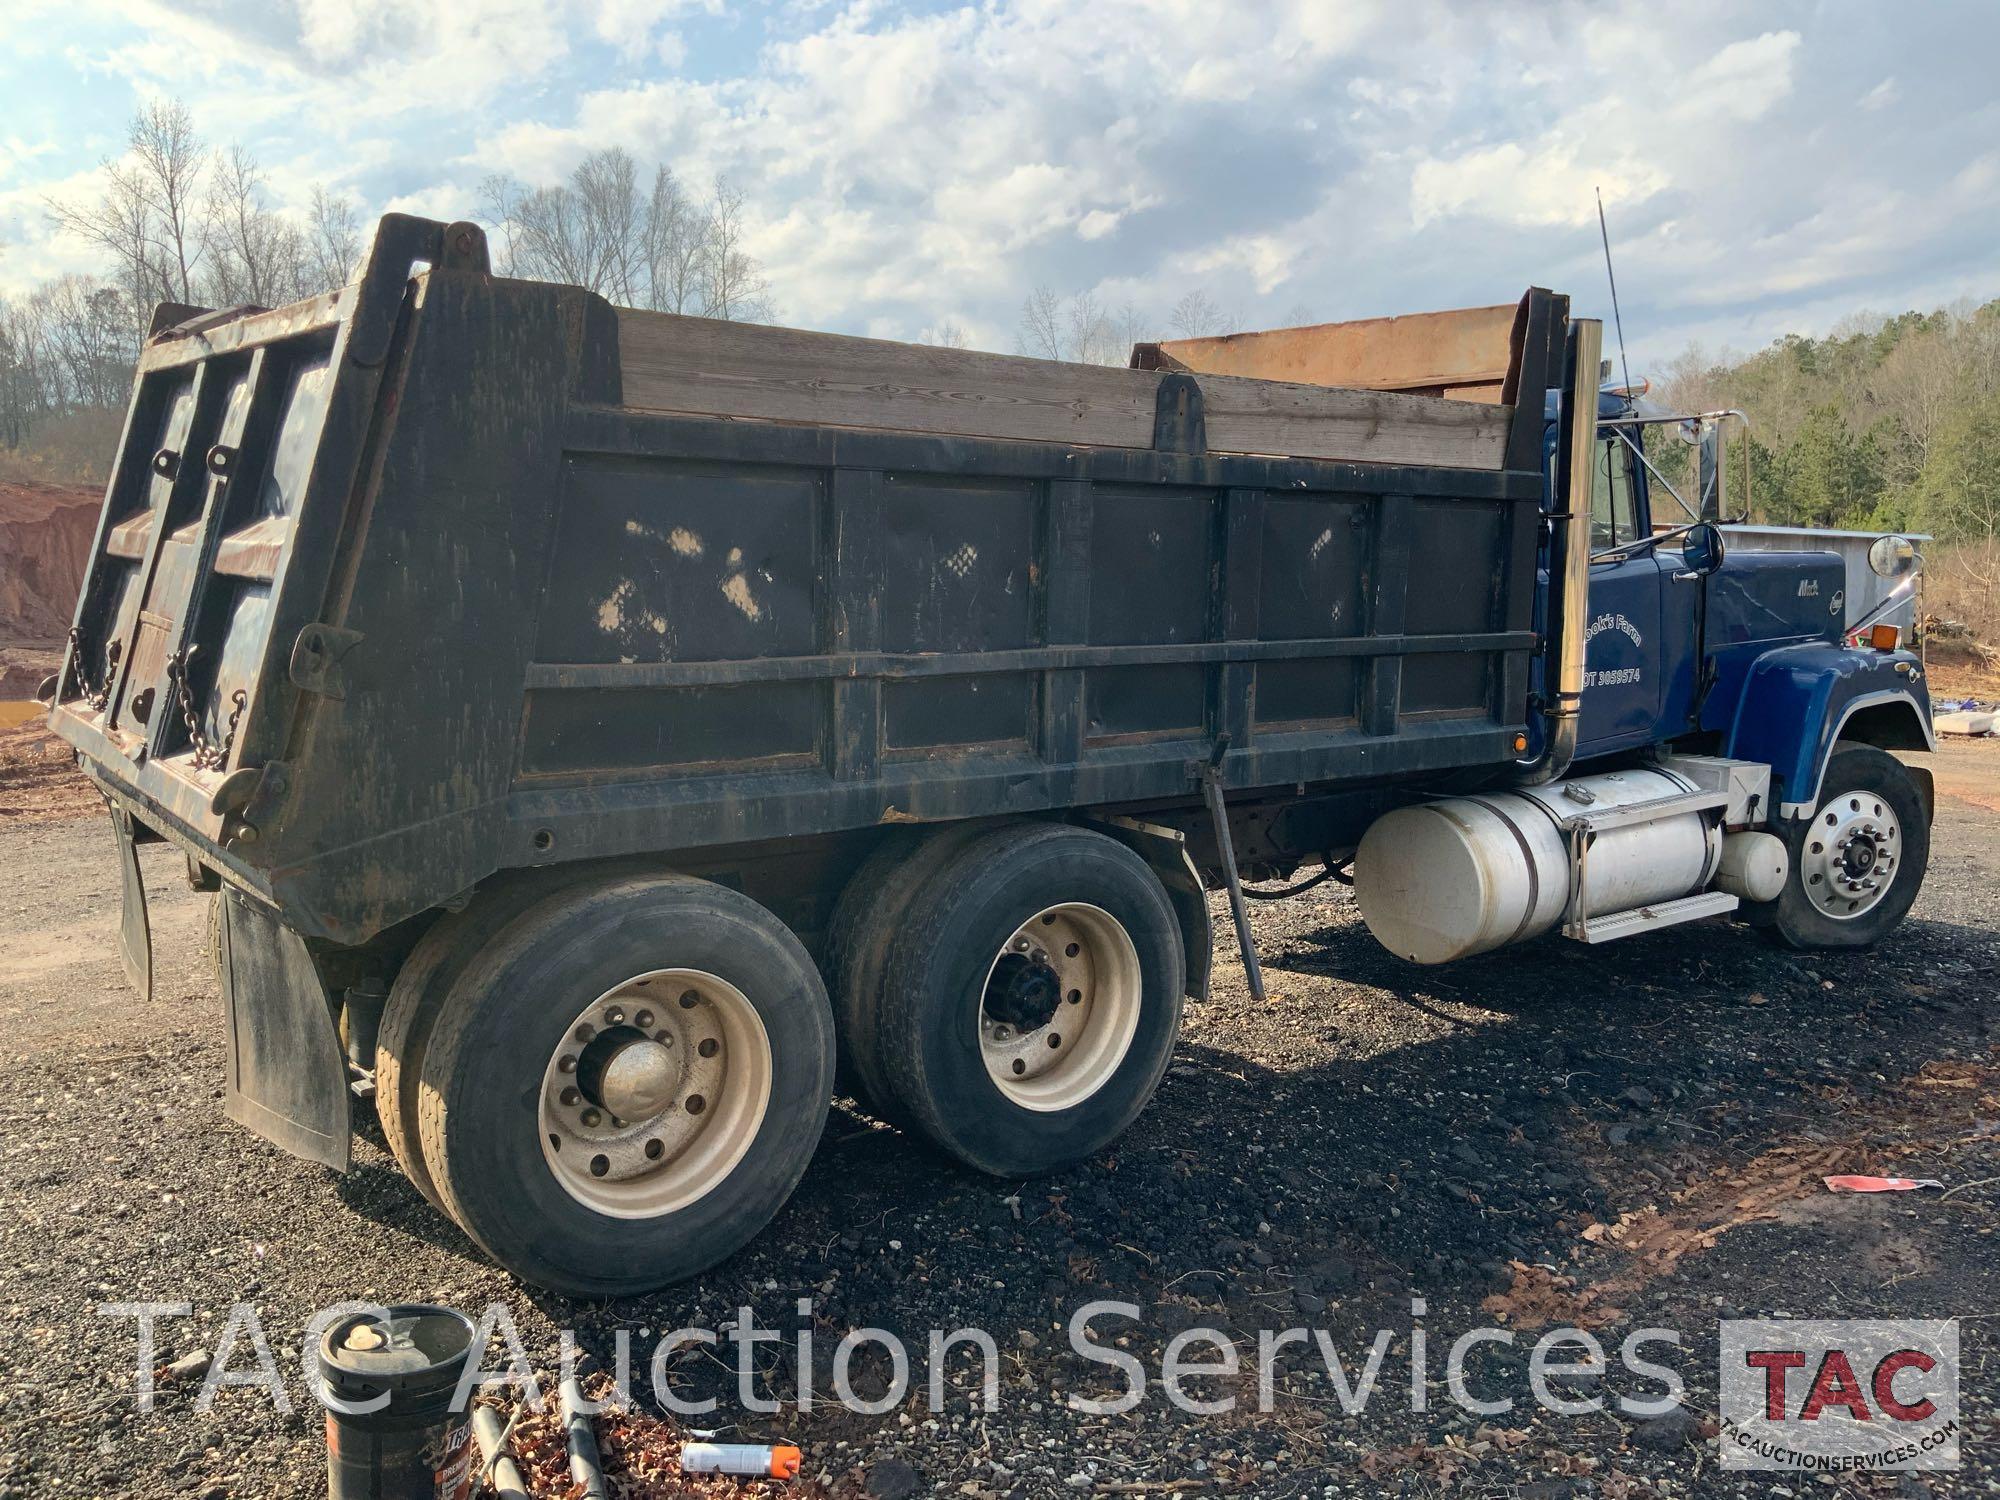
(616, 309, 1515, 470)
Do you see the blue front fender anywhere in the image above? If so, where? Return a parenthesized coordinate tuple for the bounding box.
(1722, 644, 1934, 817)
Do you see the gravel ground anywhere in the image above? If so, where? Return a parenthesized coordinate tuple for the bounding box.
(1, 743, 1997, 1498)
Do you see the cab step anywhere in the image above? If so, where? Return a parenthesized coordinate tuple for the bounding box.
(1574, 889, 1740, 944)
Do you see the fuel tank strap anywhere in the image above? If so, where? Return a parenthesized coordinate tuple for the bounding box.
(1458, 795, 1545, 946)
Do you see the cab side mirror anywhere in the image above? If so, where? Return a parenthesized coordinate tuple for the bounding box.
(1678, 521, 1725, 580)
(1866, 534, 1920, 580)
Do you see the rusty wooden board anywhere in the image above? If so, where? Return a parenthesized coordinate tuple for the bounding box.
(1136, 302, 1520, 403)
(617, 307, 1513, 470)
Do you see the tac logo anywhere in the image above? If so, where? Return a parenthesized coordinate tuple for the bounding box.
(1720, 1320, 1959, 1472)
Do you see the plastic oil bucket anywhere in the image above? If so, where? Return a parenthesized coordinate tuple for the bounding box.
(318, 1305, 478, 1500)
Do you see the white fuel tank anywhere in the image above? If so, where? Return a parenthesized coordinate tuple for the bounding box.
(1354, 768, 1721, 964)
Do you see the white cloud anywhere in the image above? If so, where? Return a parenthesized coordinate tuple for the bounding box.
(1676, 29, 1800, 123)
(1410, 140, 1670, 231)
(1, 0, 1996, 371)
(1861, 76, 1898, 111)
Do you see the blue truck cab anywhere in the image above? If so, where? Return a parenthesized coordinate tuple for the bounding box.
(1545, 383, 1935, 945)
(1561, 387, 1932, 787)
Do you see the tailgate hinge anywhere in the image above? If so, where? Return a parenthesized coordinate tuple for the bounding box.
(211, 759, 293, 851)
(289, 623, 364, 701)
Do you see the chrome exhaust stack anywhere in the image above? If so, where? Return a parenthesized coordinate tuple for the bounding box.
(1515, 317, 1603, 786)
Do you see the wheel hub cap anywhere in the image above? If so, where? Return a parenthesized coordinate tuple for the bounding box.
(595, 1038, 680, 1118)
(537, 969, 774, 1218)
(976, 903, 1143, 1112)
(983, 953, 1064, 1031)
(1802, 790, 1901, 920)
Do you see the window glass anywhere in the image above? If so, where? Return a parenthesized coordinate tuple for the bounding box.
(1591, 435, 1638, 550)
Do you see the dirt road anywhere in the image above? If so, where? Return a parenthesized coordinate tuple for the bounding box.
(0, 744, 1996, 1497)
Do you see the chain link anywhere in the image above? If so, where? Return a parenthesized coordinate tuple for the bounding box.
(65, 626, 119, 712)
(165, 649, 247, 772)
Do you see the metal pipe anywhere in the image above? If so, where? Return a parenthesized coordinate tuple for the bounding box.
(1515, 317, 1603, 786)
(559, 1377, 610, 1500)
(1199, 758, 1267, 1004)
(471, 1406, 529, 1500)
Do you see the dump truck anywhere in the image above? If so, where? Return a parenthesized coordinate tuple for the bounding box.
(45, 215, 1936, 1294)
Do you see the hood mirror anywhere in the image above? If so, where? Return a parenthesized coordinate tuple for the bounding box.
(1867, 534, 1920, 579)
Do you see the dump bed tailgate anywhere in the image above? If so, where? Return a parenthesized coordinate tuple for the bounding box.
(48, 218, 489, 903)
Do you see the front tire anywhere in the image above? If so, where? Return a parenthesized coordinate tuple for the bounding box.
(414, 875, 834, 1295)
(1763, 744, 1929, 949)
(872, 825, 1185, 1177)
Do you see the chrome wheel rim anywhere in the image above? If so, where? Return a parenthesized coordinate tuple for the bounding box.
(1802, 789, 1902, 920)
(977, 903, 1141, 1112)
(538, 968, 771, 1218)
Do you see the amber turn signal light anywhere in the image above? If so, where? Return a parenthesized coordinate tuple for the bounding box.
(1868, 623, 1900, 652)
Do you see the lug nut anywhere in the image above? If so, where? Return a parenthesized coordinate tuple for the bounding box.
(560, 1087, 581, 1106)
(635, 1010, 654, 1028)
(575, 1023, 595, 1043)
(606, 1006, 626, 1025)
(1030, 949, 1048, 964)
(580, 1108, 603, 1128)
(558, 1055, 577, 1074)
(1014, 938, 1031, 952)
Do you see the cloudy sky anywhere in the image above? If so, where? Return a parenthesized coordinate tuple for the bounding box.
(2, 0, 1995, 368)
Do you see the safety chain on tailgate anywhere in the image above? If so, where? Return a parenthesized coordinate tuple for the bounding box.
(65, 626, 119, 712)
(165, 648, 247, 772)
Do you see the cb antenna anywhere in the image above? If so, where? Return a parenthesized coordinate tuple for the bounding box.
(1595, 186, 1633, 398)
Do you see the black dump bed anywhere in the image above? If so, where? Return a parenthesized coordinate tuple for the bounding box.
(50, 215, 1567, 945)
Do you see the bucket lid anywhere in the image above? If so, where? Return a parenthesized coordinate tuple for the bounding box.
(320, 1305, 476, 1393)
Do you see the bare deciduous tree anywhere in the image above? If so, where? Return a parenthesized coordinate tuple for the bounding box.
(49, 98, 358, 334)
(49, 98, 212, 316)
(1018, 286, 1064, 360)
(482, 153, 774, 321)
(639, 166, 703, 314)
(918, 320, 970, 349)
(1017, 286, 1151, 365)
(307, 187, 364, 290)
(33, 277, 136, 410)
(1168, 289, 1225, 339)
(698, 177, 772, 322)
(204, 145, 312, 309)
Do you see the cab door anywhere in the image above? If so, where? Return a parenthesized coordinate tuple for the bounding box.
(1576, 432, 1666, 754)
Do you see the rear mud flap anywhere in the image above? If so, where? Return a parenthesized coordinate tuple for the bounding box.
(219, 890, 352, 1169)
(111, 807, 152, 1004)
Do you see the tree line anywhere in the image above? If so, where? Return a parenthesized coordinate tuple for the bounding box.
(0, 102, 778, 460)
(1655, 301, 2000, 545)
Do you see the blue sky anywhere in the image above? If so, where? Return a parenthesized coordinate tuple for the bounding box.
(3, 0, 1997, 368)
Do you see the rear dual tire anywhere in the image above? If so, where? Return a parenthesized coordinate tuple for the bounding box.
(405, 875, 833, 1296)
(836, 824, 1186, 1178)
(370, 824, 1185, 1292)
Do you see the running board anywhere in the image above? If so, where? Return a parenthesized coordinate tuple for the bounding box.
(1573, 890, 1740, 944)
